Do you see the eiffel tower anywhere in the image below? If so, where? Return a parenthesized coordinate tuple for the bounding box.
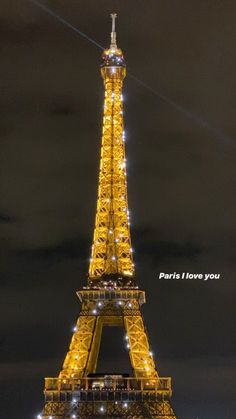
(39, 14, 177, 419)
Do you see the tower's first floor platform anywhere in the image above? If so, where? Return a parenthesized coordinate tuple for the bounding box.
(42, 374, 176, 418)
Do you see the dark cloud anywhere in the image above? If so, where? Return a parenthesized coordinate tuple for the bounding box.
(134, 231, 202, 262)
(16, 236, 88, 261)
(0, 213, 16, 223)
(50, 105, 75, 116)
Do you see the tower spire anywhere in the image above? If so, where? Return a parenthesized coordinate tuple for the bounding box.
(110, 13, 117, 48)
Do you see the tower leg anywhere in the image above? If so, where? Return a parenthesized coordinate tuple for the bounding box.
(124, 313, 157, 378)
(42, 293, 177, 419)
(59, 315, 97, 378)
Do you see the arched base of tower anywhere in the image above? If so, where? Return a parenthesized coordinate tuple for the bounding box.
(42, 399, 176, 418)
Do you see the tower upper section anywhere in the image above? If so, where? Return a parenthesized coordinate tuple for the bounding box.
(88, 14, 134, 287)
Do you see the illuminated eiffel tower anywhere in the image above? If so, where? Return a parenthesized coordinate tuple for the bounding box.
(39, 14, 177, 419)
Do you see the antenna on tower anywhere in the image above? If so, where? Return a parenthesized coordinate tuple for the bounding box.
(110, 13, 117, 48)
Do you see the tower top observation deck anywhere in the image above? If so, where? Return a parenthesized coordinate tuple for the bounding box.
(101, 13, 125, 72)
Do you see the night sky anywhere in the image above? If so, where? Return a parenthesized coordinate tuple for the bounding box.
(1, 1, 236, 419)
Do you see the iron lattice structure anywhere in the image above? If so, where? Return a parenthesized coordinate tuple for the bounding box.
(39, 14, 177, 419)
(89, 42, 133, 281)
